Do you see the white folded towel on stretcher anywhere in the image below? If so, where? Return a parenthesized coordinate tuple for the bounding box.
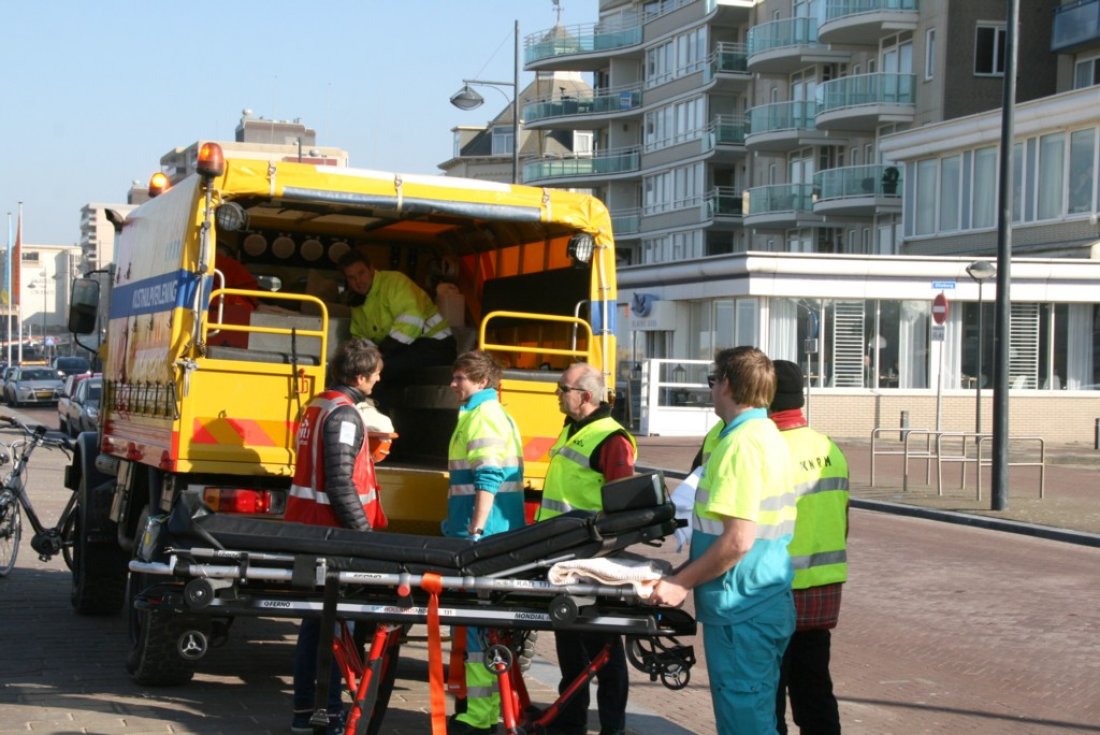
(548, 556, 673, 599)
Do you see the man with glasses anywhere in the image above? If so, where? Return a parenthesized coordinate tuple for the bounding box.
(652, 346, 797, 734)
(538, 362, 635, 735)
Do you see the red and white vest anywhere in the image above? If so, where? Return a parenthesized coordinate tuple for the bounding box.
(285, 390, 387, 529)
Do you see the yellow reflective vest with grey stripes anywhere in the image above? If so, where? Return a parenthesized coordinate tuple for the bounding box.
(538, 416, 636, 519)
(691, 408, 797, 625)
(350, 270, 453, 347)
(780, 426, 849, 590)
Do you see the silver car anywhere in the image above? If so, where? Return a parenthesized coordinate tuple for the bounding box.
(6, 366, 65, 407)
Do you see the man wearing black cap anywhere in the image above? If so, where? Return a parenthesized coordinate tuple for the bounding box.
(769, 360, 849, 735)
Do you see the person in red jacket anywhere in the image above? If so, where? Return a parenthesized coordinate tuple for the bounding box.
(286, 338, 386, 733)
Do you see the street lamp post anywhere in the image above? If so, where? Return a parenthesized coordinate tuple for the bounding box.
(450, 19, 521, 184)
(966, 260, 997, 435)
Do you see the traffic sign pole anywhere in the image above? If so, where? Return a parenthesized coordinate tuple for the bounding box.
(932, 292, 949, 431)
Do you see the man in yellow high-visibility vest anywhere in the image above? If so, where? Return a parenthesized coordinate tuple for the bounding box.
(538, 362, 635, 735)
(651, 346, 796, 734)
(769, 360, 849, 735)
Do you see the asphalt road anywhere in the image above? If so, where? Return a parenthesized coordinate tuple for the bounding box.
(2, 405, 1098, 734)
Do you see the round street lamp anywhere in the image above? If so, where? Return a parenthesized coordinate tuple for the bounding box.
(449, 19, 521, 183)
(449, 85, 486, 111)
(966, 259, 997, 435)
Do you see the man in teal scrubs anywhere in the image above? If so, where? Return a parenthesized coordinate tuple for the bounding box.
(651, 346, 797, 733)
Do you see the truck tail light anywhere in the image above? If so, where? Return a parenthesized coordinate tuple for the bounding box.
(201, 487, 285, 515)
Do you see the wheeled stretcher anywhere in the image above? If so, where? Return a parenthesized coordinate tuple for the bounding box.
(129, 472, 696, 735)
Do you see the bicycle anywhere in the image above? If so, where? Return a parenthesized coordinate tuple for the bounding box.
(0, 414, 76, 577)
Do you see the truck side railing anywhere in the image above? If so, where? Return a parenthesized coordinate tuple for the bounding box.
(479, 311, 596, 369)
(202, 290, 329, 366)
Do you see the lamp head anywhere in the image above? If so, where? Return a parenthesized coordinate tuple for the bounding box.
(450, 85, 485, 111)
(966, 260, 996, 281)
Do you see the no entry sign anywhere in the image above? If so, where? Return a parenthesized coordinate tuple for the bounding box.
(932, 292, 949, 325)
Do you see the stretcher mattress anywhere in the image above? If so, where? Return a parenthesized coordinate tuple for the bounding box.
(173, 501, 675, 577)
(166, 471, 676, 577)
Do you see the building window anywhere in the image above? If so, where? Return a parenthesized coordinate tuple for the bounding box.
(914, 159, 937, 235)
(1068, 129, 1095, 214)
(974, 24, 1006, 76)
(491, 126, 514, 156)
(1074, 57, 1100, 89)
(925, 28, 936, 80)
(573, 131, 594, 156)
(972, 146, 997, 228)
(1038, 132, 1065, 221)
(939, 154, 961, 231)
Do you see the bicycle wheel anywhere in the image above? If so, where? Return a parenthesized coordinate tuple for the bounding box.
(0, 491, 22, 577)
(61, 505, 77, 571)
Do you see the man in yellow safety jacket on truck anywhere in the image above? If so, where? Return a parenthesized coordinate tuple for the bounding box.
(338, 250, 457, 384)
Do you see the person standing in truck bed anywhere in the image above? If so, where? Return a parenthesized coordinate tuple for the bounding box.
(338, 250, 457, 376)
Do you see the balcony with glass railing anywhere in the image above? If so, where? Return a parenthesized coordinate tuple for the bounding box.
(703, 115, 748, 152)
(816, 72, 916, 130)
(743, 183, 822, 229)
(819, 0, 919, 46)
(705, 42, 750, 84)
(812, 164, 903, 216)
(522, 147, 641, 184)
(525, 20, 643, 68)
(703, 187, 744, 221)
(745, 100, 833, 152)
(611, 208, 641, 236)
(1052, 0, 1100, 52)
(524, 86, 642, 127)
(746, 17, 849, 74)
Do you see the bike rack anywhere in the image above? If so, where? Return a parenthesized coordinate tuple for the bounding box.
(869, 427, 935, 491)
(977, 435, 1046, 501)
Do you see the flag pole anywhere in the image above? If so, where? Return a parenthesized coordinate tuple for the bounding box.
(16, 202, 23, 365)
(4, 211, 10, 366)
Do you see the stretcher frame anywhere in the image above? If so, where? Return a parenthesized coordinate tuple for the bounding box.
(129, 474, 696, 734)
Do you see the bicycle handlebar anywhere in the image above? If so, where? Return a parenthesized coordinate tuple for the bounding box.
(0, 414, 74, 452)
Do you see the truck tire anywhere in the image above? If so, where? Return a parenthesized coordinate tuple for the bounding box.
(70, 472, 129, 615)
(125, 507, 200, 686)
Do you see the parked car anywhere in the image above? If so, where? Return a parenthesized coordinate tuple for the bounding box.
(68, 376, 102, 436)
(57, 372, 96, 435)
(5, 366, 65, 407)
(52, 355, 92, 378)
(0, 365, 19, 405)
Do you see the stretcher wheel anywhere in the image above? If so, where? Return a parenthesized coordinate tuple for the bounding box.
(662, 666, 690, 690)
(549, 595, 578, 626)
(184, 578, 214, 609)
(176, 629, 209, 661)
(485, 643, 513, 674)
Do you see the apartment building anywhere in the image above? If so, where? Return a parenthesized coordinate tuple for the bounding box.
(518, 0, 1100, 442)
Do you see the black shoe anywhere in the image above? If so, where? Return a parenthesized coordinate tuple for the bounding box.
(447, 714, 498, 735)
(544, 726, 587, 735)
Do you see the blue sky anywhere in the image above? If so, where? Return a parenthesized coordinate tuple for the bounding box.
(1, 0, 598, 245)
